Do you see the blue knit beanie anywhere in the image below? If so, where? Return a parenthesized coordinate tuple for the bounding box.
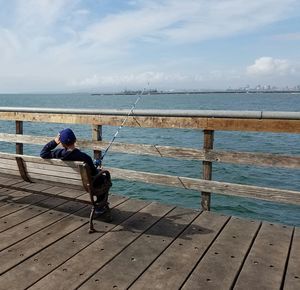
(59, 128, 76, 145)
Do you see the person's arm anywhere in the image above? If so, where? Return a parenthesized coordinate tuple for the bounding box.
(85, 154, 99, 176)
(40, 134, 63, 159)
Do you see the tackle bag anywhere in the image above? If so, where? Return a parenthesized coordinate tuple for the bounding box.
(91, 169, 112, 207)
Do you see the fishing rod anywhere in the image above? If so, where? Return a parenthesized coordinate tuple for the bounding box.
(94, 88, 145, 167)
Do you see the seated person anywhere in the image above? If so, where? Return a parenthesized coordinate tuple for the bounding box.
(40, 128, 110, 216)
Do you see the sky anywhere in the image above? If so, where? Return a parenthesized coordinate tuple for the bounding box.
(0, 0, 300, 93)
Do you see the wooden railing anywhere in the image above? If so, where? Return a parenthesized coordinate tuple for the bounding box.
(0, 107, 299, 209)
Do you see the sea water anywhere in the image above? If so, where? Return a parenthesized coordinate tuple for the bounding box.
(0, 92, 299, 226)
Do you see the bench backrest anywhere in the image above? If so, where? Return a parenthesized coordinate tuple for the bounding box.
(0, 152, 90, 190)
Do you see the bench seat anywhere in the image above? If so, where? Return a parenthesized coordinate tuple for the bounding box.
(0, 152, 103, 232)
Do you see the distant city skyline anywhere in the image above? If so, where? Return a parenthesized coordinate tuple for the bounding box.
(0, 0, 300, 93)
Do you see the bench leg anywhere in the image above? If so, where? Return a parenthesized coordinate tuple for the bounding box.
(88, 206, 96, 234)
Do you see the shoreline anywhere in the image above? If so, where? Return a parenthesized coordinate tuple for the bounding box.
(91, 90, 300, 96)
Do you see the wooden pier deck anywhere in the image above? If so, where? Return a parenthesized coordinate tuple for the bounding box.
(0, 176, 299, 290)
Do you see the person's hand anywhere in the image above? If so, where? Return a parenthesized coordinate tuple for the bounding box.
(54, 133, 61, 144)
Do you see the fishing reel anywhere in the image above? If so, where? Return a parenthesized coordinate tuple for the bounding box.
(93, 158, 102, 168)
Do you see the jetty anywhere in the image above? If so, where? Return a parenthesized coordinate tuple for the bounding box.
(0, 107, 299, 289)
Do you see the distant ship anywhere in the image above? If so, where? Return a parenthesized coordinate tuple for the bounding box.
(122, 89, 159, 95)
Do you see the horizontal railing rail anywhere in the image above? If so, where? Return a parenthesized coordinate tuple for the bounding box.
(0, 108, 299, 132)
(0, 107, 300, 119)
(0, 107, 299, 210)
(0, 133, 300, 169)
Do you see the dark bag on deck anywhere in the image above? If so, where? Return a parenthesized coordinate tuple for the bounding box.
(91, 169, 112, 207)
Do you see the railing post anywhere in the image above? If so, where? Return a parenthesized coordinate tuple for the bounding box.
(92, 125, 102, 160)
(201, 130, 214, 211)
(16, 121, 23, 155)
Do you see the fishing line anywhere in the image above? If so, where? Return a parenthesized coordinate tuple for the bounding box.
(95, 88, 145, 167)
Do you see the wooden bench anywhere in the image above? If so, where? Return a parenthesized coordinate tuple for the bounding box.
(0, 152, 108, 233)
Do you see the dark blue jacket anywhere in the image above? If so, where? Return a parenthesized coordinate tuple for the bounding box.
(40, 140, 98, 176)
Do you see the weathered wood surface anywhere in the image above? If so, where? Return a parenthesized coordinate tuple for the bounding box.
(1, 152, 299, 207)
(234, 222, 293, 290)
(15, 121, 23, 155)
(1, 133, 300, 169)
(107, 167, 300, 206)
(284, 227, 300, 290)
(0, 153, 86, 188)
(0, 182, 298, 290)
(201, 129, 214, 210)
(92, 124, 102, 160)
(0, 111, 299, 132)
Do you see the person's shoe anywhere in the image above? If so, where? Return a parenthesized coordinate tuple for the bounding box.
(95, 205, 112, 222)
(101, 208, 113, 222)
(95, 206, 107, 215)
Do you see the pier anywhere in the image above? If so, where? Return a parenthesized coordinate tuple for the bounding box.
(0, 108, 299, 289)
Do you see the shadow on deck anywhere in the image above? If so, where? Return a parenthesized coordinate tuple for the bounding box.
(0, 175, 299, 290)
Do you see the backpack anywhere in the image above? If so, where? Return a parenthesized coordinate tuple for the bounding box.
(91, 169, 112, 207)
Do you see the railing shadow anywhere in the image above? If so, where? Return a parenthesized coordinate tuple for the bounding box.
(0, 189, 213, 240)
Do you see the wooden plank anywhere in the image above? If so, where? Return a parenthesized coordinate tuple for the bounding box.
(108, 167, 300, 205)
(0, 134, 206, 161)
(15, 120, 23, 154)
(0, 188, 31, 204)
(0, 195, 55, 233)
(80, 139, 203, 159)
(0, 191, 45, 217)
(25, 161, 81, 174)
(1, 134, 300, 169)
(182, 217, 261, 290)
(6, 158, 82, 184)
(25, 179, 84, 191)
(42, 186, 75, 195)
(0, 196, 79, 251)
(80, 207, 200, 290)
(284, 227, 300, 290)
(0, 198, 149, 290)
(23, 183, 58, 194)
(0, 112, 299, 132)
(0, 168, 20, 177)
(0, 175, 22, 183)
(0, 158, 79, 174)
(0, 188, 28, 202)
(0, 187, 26, 201)
(53, 188, 86, 199)
(0, 158, 18, 167)
(92, 124, 102, 160)
(206, 118, 300, 133)
(0, 175, 27, 187)
(29, 202, 175, 290)
(27, 173, 83, 186)
(0, 201, 88, 274)
(234, 222, 294, 290)
(0, 194, 126, 275)
(26, 166, 82, 180)
(205, 150, 300, 169)
(130, 211, 229, 290)
(0, 112, 208, 129)
(18, 182, 53, 192)
(0, 183, 72, 217)
(201, 130, 214, 210)
(0, 152, 81, 168)
(15, 156, 31, 182)
(0, 133, 50, 144)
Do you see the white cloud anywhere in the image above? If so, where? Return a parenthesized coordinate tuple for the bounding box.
(246, 57, 293, 76)
(272, 32, 300, 41)
(69, 69, 245, 91)
(79, 0, 300, 45)
(70, 71, 191, 88)
(15, 0, 71, 29)
(0, 0, 300, 92)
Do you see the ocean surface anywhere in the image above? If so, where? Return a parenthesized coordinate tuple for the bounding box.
(0, 92, 299, 226)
